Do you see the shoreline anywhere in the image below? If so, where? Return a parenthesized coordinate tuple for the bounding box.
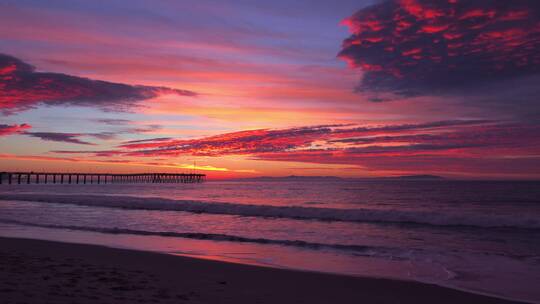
(0, 236, 530, 304)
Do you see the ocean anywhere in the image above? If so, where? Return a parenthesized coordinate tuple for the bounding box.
(0, 179, 539, 303)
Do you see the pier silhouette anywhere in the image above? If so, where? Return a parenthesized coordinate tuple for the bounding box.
(0, 172, 206, 185)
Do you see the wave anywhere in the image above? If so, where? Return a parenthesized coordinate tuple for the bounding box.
(1, 193, 539, 229)
(0, 218, 393, 256)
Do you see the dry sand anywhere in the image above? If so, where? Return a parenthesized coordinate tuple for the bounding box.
(0, 237, 528, 304)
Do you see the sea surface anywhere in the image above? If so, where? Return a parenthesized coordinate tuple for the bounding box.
(0, 179, 539, 303)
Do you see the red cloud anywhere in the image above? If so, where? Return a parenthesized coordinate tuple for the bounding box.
(118, 126, 333, 156)
(0, 54, 196, 115)
(64, 120, 495, 156)
(338, 0, 540, 98)
(51, 120, 540, 177)
(0, 123, 31, 136)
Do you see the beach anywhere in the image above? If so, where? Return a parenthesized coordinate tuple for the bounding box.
(0, 236, 528, 304)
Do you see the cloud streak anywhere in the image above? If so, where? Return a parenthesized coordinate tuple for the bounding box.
(24, 130, 122, 145)
(25, 132, 97, 145)
(0, 53, 197, 115)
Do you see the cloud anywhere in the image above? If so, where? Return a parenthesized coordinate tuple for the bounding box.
(330, 122, 536, 146)
(27, 119, 166, 147)
(51, 150, 125, 157)
(25, 132, 97, 145)
(331, 119, 493, 137)
(123, 137, 174, 144)
(59, 119, 503, 155)
(24, 131, 117, 145)
(94, 118, 133, 125)
(128, 124, 163, 134)
(0, 53, 197, 115)
(338, 0, 540, 99)
(92, 118, 163, 134)
(87, 132, 118, 140)
(0, 123, 31, 136)
(117, 125, 336, 156)
(50, 120, 540, 176)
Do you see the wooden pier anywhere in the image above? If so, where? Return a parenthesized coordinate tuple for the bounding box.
(0, 172, 206, 185)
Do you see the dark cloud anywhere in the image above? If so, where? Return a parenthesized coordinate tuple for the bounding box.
(0, 123, 31, 136)
(339, 0, 540, 99)
(330, 122, 537, 146)
(51, 150, 124, 157)
(0, 53, 197, 115)
(94, 118, 133, 125)
(92, 118, 163, 135)
(25, 132, 96, 145)
(87, 132, 117, 140)
(122, 137, 174, 144)
(24, 131, 119, 145)
(129, 124, 162, 133)
(333, 119, 493, 136)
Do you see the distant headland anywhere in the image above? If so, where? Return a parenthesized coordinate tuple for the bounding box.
(231, 174, 444, 182)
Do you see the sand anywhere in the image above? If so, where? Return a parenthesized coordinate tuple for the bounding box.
(0, 237, 528, 304)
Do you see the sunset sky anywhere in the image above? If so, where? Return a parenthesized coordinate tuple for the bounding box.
(1, 0, 539, 179)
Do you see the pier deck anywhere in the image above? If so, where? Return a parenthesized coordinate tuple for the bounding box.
(0, 172, 206, 185)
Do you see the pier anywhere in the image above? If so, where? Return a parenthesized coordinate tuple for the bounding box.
(0, 172, 206, 185)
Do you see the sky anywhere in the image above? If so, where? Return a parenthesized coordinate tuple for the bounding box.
(1, 0, 539, 179)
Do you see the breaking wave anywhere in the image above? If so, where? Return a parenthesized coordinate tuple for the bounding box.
(0, 193, 539, 229)
(0, 218, 400, 257)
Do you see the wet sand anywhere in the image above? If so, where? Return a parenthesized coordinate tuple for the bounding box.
(0, 237, 528, 304)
